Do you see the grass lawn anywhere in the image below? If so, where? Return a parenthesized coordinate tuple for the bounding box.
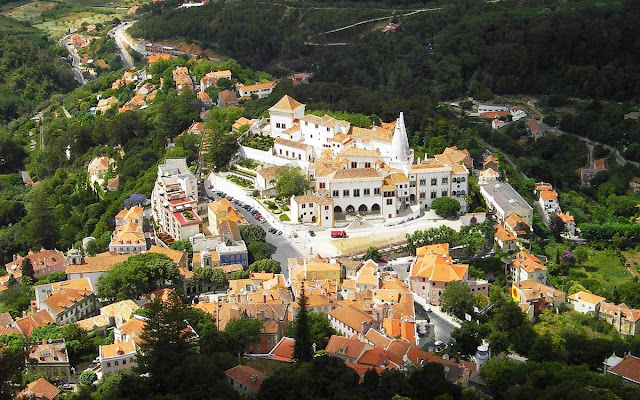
(579, 248, 631, 293)
(331, 231, 406, 255)
(534, 309, 620, 341)
(3, 1, 55, 22)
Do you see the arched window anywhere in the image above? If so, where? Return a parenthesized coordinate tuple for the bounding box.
(114, 361, 119, 366)
(106, 362, 111, 368)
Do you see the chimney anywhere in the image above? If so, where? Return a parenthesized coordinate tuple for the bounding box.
(250, 375, 257, 384)
(263, 293, 267, 303)
(616, 307, 623, 330)
(42, 339, 47, 345)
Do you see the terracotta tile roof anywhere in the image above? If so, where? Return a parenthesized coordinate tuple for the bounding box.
(29, 340, 69, 364)
(100, 340, 136, 359)
(609, 355, 640, 384)
(269, 95, 304, 113)
(349, 126, 392, 143)
(478, 169, 499, 180)
(495, 225, 517, 242)
(0, 326, 22, 336)
(326, 335, 368, 359)
(344, 361, 385, 380)
(75, 314, 110, 331)
(385, 340, 412, 365)
(568, 291, 606, 305)
(274, 137, 311, 151)
(479, 111, 509, 119)
(148, 245, 186, 265)
(218, 219, 242, 242)
(483, 155, 499, 167)
(528, 119, 541, 132)
(328, 304, 374, 333)
(338, 147, 382, 158)
(516, 280, 565, 299)
(329, 167, 381, 181)
(411, 246, 468, 283)
(100, 300, 140, 321)
(364, 328, 392, 349)
(66, 252, 133, 274)
(268, 336, 295, 362)
(6, 249, 66, 276)
(218, 90, 237, 103)
(15, 310, 54, 337)
(19, 378, 60, 400)
(44, 287, 93, 315)
(512, 252, 546, 273)
(225, 365, 265, 393)
(540, 190, 558, 201)
(117, 317, 146, 344)
(505, 213, 531, 230)
(357, 347, 391, 367)
(594, 158, 606, 170)
(233, 117, 253, 130)
(558, 212, 575, 225)
(599, 302, 640, 322)
(208, 198, 235, 214)
(239, 81, 276, 92)
(0, 312, 13, 327)
(256, 166, 283, 180)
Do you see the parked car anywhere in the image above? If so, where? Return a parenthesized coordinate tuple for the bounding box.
(379, 258, 388, 263)
(61, 384, 73, 390)
(268, 228, 277, 234)
(288, 232, 298, 238)
(309, 231, 316, 237)
(275, 230, 283, 235)
(331, 230, 347, 238)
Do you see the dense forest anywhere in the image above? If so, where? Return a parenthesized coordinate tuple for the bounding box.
(0, 17, 76, 127)
(131, 0, 640, 101)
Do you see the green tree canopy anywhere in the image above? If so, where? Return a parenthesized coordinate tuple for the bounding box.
(430, 197, 461, 218)
(440, 281, 474, 319)
(190, 267, 228, 292)
(224, 317, 263, 355)
(248, 259, 281, 274)
(287, 311, 336, 351)
(275, 166, 310, 199)
(96, 253, 179, 301)
(364, 246, 381, 262)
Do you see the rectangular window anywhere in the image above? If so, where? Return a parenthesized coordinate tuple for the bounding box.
(282, 124, 286, 129)
(365, 162, 371, 168)
(319, 182, 326, 189)
(315, 124, 318, 129)
(326, 127, 330, 132)
(442, 177, 448, 184)
(325, 206, 329, 210)
(419, 179, 426, 186)
(276, 122, 281, 128)
(441, 190, 448, 196)
(351, 162, 357, 169)
(309, 203, 313, 207)
(353, 189, 360, 197)
(305, 122, 308, 126)
(364, 188, 370, 196)
(332, 190, 339, 197)
(343, 189, 349, 197)
(431, 191, 437, 199)
(386, 199, 393, 205)
(302, 204, 306, 209)
(420, 192, 426, 199)
(374, 188, 380, 195)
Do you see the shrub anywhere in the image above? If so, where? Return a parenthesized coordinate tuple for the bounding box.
(281, 205, 290, 211)
(279, 214, 290, 221)
(273, 209, 282, 214)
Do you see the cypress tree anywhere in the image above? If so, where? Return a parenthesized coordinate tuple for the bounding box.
(21, 258, 35, 282)
(293, 282, 313, 362)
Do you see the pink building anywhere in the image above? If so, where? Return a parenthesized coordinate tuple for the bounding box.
(409, 243, 488, 305)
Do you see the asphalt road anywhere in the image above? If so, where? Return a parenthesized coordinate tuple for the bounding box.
(109, 22, 136, 69)
(202, 186, 302, 279)
(415, 301, 456, 346)
(61, 35, 85, 85)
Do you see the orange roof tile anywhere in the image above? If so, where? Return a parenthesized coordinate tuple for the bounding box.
(19, 378, 60, 400)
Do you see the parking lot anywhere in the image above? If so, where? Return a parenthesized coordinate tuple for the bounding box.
(203, 185, 302, 279)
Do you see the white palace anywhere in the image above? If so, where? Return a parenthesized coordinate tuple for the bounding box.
(244, 95, 471, 228)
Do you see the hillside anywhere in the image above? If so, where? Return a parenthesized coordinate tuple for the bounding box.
(0, 15, 76, 127)
(130, 0, 640, 101)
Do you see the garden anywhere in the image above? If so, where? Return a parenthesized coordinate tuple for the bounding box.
(226, 175, 254, 188)
(260, 198, 291, 221)
(242, 134, 274, 151)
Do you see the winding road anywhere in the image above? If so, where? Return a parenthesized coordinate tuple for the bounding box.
(61, 35, 86, 86)
(109, 21, 137, 69)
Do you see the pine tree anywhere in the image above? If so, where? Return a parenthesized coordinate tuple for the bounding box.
(21, 258, 34, 282)
(293, 282, 313, 362)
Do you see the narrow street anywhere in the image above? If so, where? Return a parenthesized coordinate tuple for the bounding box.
(60, 35, 85, 86)
(202, 185, 302, 280)
(109, 21, 137, 69)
